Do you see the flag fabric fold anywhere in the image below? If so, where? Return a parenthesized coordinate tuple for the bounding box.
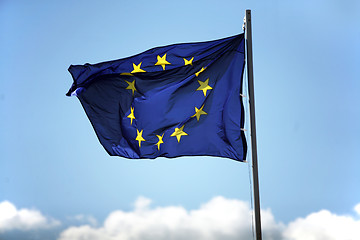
(67, 34, 247, 161)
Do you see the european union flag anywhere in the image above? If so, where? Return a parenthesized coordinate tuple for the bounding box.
(67, 34, 247, 161)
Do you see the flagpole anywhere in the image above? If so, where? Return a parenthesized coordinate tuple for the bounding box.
(245, 9, 262, 240)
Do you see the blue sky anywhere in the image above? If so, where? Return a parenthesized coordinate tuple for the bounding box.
(1, 0, 360, 239)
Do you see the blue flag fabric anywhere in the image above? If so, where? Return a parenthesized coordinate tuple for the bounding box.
(67, 34, 247, 161)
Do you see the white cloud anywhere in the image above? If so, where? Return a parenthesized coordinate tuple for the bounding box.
(0, 200, 60, 232)
(67, 214, 98, 227)
(283, 209, 360, 240)
(354, 203, 360, 215)
(3, 198, 360, 239)
(58, 196, 283, 240)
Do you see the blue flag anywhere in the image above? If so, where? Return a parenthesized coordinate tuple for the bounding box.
(67, 34, 247, 161)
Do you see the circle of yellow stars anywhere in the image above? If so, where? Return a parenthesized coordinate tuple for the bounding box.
(122, 53, 213, 151)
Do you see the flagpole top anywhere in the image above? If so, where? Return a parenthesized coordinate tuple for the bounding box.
(243, 10, 252, 31)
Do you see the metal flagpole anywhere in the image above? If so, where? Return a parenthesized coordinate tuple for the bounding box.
(245, 9, 262, 240)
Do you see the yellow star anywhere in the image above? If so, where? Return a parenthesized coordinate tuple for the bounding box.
(170, 125, 188, 143)
(191, 105, 207, 121)
(120, 72, 134, 76)
(131, 62, 146, 74)
(155, 133, 164, 150)
(155, 53, 171, 70)
(127, 107, 135, 125)
(136, 129, 146, 147)
(183, 57, 194, 66)
(125, 80, 137, 96)
(196, 78, 213, 97)
(195, 67, 206, 77)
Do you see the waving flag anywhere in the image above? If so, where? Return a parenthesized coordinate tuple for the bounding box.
(67, 34, 247, 161)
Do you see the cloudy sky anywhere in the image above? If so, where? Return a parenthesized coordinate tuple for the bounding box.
(1, 0, 360, 239)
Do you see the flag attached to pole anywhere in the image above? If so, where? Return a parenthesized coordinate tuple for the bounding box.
(67, 34, 247, 161)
